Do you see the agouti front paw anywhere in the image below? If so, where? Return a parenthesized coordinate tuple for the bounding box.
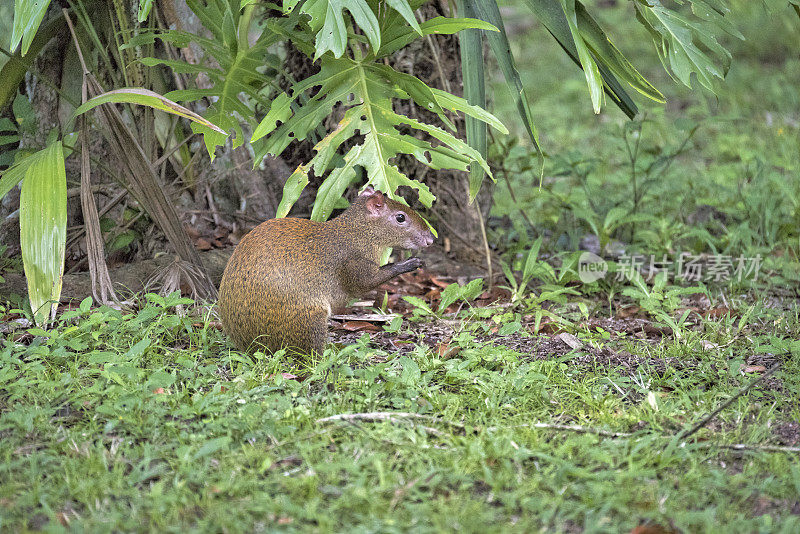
(398, 257, 424, 273)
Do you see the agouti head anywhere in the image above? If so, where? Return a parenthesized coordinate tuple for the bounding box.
(348, 187, 434, 250)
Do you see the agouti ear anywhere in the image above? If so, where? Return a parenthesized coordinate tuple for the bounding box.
(365, 191, 385, 216)
(359, 186, 376, 197)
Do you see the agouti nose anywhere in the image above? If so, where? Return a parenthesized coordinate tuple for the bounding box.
(423, 231, 434, 247)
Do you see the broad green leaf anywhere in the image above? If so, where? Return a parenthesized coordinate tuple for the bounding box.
(634, 0, 733, 91)
(689, 0, 743, 39)
(19, 141, 66, 326)
(300, 0, 382, 58)
(11, 0, 53, 57)
(132, 8, 295, 158)
(194, 436, 232, 459)
(72, 88, 227, 134)
(371, 63, 455, 131)
(254, 56, 495, 219)
(300, 0, 424, 58)
(124, 337, 151, 359)
(438, 283, 462, 312)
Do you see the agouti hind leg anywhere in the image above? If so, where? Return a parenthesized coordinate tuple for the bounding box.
(281, 306, 329, 357)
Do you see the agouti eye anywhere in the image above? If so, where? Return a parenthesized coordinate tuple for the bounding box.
(395, 213, 406, 223)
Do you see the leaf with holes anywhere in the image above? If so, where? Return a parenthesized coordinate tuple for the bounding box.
(292, 0, 421, 58)
(634, 0, 735, 91)
(253, 55, 505, 219)
(128, 2, 299, 159)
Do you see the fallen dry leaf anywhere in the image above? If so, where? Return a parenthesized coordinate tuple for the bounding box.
(437, 343, 461, 359)
(340, 321, 381, 332)
(429, 275, 451, 289)
(704, 306, 733, 319)
(556, 332, 584, 350)
(743, 365, 767, 373)
(617, 305, 641, 319)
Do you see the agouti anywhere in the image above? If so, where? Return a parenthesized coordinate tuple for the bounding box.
(218, 187, 435, 355)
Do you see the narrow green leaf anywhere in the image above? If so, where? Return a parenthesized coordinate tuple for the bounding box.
(430, 88, 508, 134)
(11, 0, 53, 57)
(138, 0, 155, 22)
(466, 0, 542, 165)
(0, 156, 34, 200)
(19, 141, 66, 326)
(251, 92, 295, 142)
(72, 88, 227, 134)
(522, 236, 544, 281)
(458, 0, 489, 201)
(379, 16, 498, 58)
(561, 0, 603, 114)
(574, 3, 664, 103)
(524, 0, 640, 118)
(385, 0, 421, 34)
(276, 164, 310, 218)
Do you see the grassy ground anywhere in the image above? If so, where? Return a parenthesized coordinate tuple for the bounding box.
(0, 290, 798, 532)
(2, 1, 800, 532)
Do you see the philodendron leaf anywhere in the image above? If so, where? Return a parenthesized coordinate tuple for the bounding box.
(634, 0, 735, 91)
(254, 56, 503, 219)
(294, 0, 420, 59)
(19, 141, 67, 326)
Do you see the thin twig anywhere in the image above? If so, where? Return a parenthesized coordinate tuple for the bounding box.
(678, 362, 782, 441)
(474, 202, 493, 290)
(706, 443, 800, 454)
(495, 423, 632, 438)
(316, 412, 799, 454)
(317, 412, 448, 437)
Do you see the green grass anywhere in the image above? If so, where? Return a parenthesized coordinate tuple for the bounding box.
(1, 291, 798, 532)
(2, 1, 800, 531)
(490, 0, 800, 272)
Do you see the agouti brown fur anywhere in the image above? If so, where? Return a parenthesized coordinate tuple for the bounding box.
(218, 187, 434, 355)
